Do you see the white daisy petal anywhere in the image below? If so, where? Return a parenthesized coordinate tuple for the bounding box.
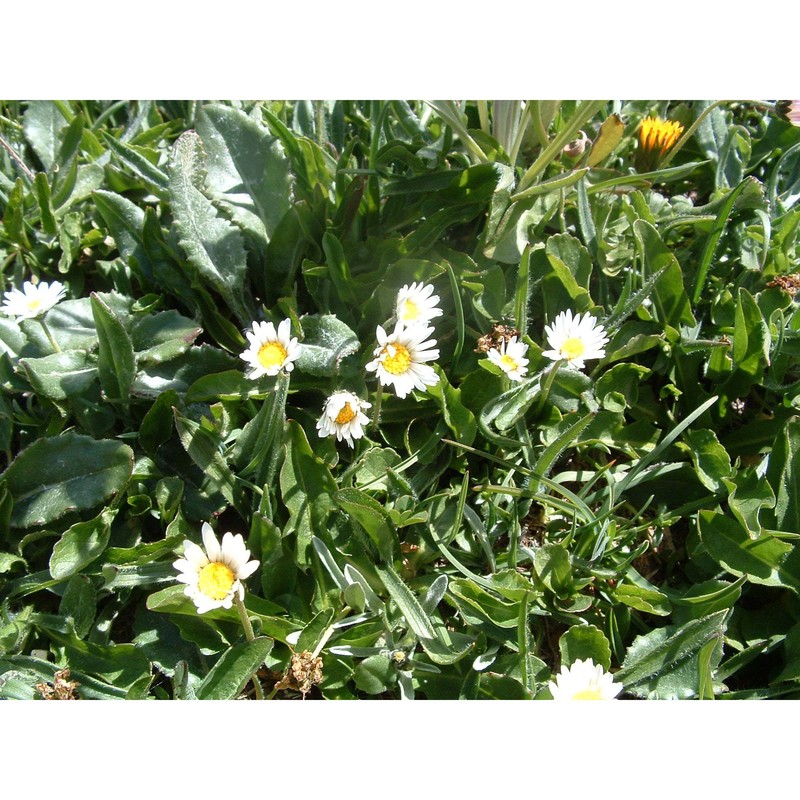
(395, 281, 444, 326)
(548, 658, 622, 700)
(1, 279, 67, 320)
(365, 321, 440, 399)
(173, 523, 260, 614)
(240, 317, 300, 379)
(486, 336, 529, 381)
(316, 390, 371, 447)
(542, 310, 608, 370)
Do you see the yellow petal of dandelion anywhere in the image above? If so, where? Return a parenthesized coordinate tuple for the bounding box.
(636, 116, 684, 171)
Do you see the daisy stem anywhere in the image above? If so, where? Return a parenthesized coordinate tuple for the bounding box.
(533, 361, 564, 419)
(39, 318, 61, 353)
(371, 383, 383, 431)
(233, 593, 265, 701)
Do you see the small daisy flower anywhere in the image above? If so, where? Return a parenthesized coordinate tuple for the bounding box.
(395, 281, 443, 326)
(1, 280, 66, 320)
(173, 523, 260, 614)
(486, 336, 529, 381)
(366, 321, 440, 399)
(541, 309, 608, 370)
(240, 318, 300, 379)
(549, 658, 623, 701)
(316, 390, 371, 447)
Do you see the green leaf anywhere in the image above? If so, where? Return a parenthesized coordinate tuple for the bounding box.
(196, 103, 292, 238)
(698, 510, 800, 591)
(173, 409, 242, 510)
(58, 574, 96, 639)
(33, 172, 58, 236)
(138, 389, 180, 454)
(611, 584, 671, 616)
(2, 432, 133, 529)
(615, 612, 727, 699)
(131, 310, 202, 365)
(91, 292, 135, 403)
(632, 220, 695, 327)
(723, 468, 775, 537)
(426, 366, 477, 445)
(169, 130, 251, 324)
(49, 508, 116, 580)
(559, 624, 612, 670)
(448, 578, 521, 629)
(19, 350, 97, 401)
(534, 543, 573, 596)
(684, 429, 732, 493)
(280, 420, 338, 563)
(294, 313, 360, 376)
(765, 416, 800, 533)
(334, 489, 397, 563)
(353, 654, 396, 694)
(102, 132, 169, 190)
(4, 179, 30, 248)
(375, 564, 436, 638)
(196, 636, 273, 700)
(23, 101, 67, 171)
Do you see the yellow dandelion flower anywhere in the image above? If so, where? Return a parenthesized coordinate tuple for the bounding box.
(636, 116, 684, 171)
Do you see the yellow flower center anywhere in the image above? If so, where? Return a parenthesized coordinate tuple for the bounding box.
(197, 562, 235, 601)
(334, 402, 357, 425)
(561, 337, 586, 361)
(257, 341, 288, 369)
(500, 353, 518, 372)
(27, 298, 42, 311)
(381, 343, 412, 375)
(571, 687, 604, 700)
(399, 299, 420, 323)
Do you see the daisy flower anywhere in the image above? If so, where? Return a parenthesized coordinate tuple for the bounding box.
(541, 310, 608, 370)
(487, 336, 529, 381)
(549, 658, 623, 701)
(1, 280, 67, 320)
(316, 390, 371, 447)
(173, 523, 260, 614)
(366, 321, 440, 399)
(395, 281, 443, 326)
(240, 318, 300, 379)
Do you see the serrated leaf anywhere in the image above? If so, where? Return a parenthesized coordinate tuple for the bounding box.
(294, 314, 360, 376)
(559, 624, 612, 669)
(169, 130, 251, 324)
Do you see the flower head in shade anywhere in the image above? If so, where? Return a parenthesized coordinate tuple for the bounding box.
(366, 321, 440, 399)
(173, 523, 259, 614)
(1, 280, 66, 320)
(541, 310, 608, 370)
(316, 390, 371, 447)
(636, 116, 684, 171)
(549, 658, 622, 700)
(776, 100, 800, 127)
(395, 281, 443, 326)
(487, 336, 529, 381)
(240, 318, 300, 379)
